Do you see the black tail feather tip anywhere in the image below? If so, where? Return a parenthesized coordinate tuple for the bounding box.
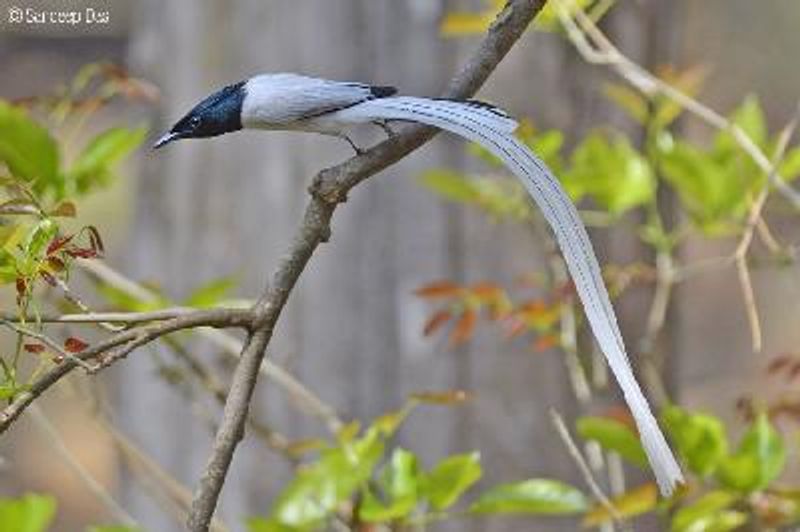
(434, 97, 510, 118)
(370, 85, 398, 98)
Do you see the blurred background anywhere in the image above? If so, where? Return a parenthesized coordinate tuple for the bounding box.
(1, 1, 800, 530)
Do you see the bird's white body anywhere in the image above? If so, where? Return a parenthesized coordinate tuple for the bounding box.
(242, 74, 518, 136)
(165, 73, 686, 495)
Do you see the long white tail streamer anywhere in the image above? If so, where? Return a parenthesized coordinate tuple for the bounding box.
(341, 96, 684, 495)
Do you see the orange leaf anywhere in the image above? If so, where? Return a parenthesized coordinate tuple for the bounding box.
(24, 343, 45, 354)
(470, 282, 503, 300)
(423, 310, 452, 336)
(533, 334, 559, 352)
(411, 389, 472, 405)
(518, 300, 560, 329)
(449, 310, 477, 347)
(415, 281, 462, 299)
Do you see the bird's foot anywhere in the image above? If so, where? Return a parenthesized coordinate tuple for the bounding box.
(375, 120, 398, 139)
(342, 135, 366, 156)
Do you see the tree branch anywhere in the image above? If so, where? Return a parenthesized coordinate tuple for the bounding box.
(0, 308, 252, 434)
(185, 1, 547, 529)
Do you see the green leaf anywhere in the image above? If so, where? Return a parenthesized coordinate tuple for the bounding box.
(67, 125, 147, 194)
(658, 140, 750, 234)
(583, 483, 658, 527)
(0, 101, 60, 187)
(0, 493, 57, 532)
(603, 83, 648, 124)
(419, 170, 479, 203)
(440, 11, 497, 36)
(96, 283, 168, 312)
(470, 479, 587, 515)
(270, 428, 385, 527)
(371, 405, 413, 437)
(421, 452, 482, 511)
(652, 66, 706, 130)
(670, 490, 741, 532)
(779, 147, 800, 182)
(717, 95, 767, 152)
(359, 448, 420, 522)
(534, 0, 597, 31)
(576, 416, 648, 468)
(184, 277, 237, 308)
(661, 405, 728, 477)
(24, 219, 58, 261)
(565, 132, 655, 214)
(246, 517, 307, 532)
(716, 413, 785, 492)
(418, 170, 532, 222)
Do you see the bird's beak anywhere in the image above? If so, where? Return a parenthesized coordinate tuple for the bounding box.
(152, 131, 180, 150)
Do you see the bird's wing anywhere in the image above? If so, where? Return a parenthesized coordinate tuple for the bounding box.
(243, 74, 396, 125)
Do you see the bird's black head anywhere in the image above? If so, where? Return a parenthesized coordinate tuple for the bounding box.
(153, 81, 246, 149)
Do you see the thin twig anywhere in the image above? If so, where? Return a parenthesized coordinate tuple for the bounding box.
(0, 308, 253, 434)
(0, 319, 94, 370)
(78, 259, 345, 434)
(0, 308, 203, 324)
(52, 276, 123, 332)
(730, 102, 800, 352)
(29, 405, 139, 527)
(99, 419, 230, 532)
(549, 409, 622, 527)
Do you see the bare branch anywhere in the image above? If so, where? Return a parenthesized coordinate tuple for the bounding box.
(186, 1, 549, 529)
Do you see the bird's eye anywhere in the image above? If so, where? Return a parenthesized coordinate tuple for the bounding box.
(190, 116, 202, 128)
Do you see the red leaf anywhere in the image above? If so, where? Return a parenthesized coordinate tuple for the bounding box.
(767, 355, 791, 375)
(423, 310, 452, 337)
(47, 234, 74, 255)
(85, 225, 105, 255)
(449, 310, 477, 347)
(64, 337, 89, 353)
(24, 343, 45, 354)
(65, 247, 98, 259)
(415, 281, 462, 299)
(15, 277, 26, 295)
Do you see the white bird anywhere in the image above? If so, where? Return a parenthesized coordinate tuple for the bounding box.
(154, 73, 684, 495)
